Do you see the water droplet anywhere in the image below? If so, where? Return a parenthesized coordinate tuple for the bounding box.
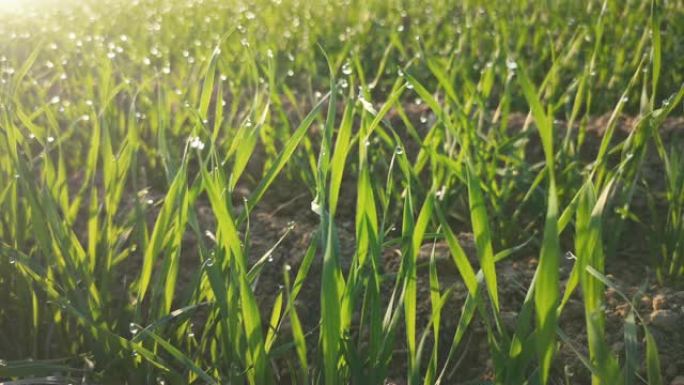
(358, 96, 376, 113)
(419, 114, 428, 124)
(395, 146, 404, 155)
(436, 185, 447, 200)
(311, 199, 322, 215)
(188, 136, 205, 150)
(47, 136, 55, 143)
(129, 322, 140, 335)
(341, 61, 352, 76)
(506, 59, 518, 70)
(284, 264, 292, 271)
(205, 258, 216, 267)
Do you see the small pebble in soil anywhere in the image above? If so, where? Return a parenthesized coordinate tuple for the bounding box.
(653, 294, 668, 310)
(649, 309, 682, 331)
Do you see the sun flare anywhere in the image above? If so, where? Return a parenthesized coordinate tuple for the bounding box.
(0, 0, 24, 11)
(0, 0, 21, 6)
(0, 0, 66, 14)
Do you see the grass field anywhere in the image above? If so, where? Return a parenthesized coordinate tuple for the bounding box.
(1, 0, 684, 384)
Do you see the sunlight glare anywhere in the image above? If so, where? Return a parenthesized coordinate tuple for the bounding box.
(0, 0, 41, 13)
